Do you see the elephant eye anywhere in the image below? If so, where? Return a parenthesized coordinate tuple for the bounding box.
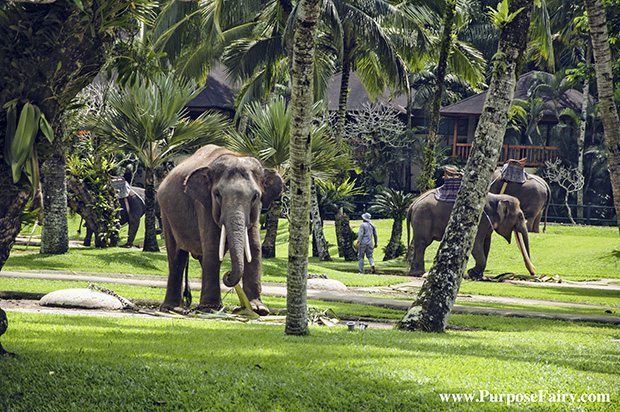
(214, 191, 221, 202)
(252, 192, 260, 202)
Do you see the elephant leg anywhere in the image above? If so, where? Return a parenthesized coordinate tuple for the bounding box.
(125, 216, 140, 247)
(161, 236, 189, 310)
(84, 226, 93, 247)
(197, 254, 223, 311)
(530, 212, 542, 233)
(242, 225, 269, 316)
(409, 238, 430, 277)
(468, 231, 491, 280)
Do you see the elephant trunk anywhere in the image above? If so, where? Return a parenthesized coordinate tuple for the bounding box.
(514, 225, 536, 276)
(221, 214, 252, 287)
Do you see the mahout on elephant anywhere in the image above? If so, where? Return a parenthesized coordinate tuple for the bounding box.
(489, 158, 551, 233)
(158, 145, 283, 315)
(406, 187, 536, 279)
(84, 185, 161, 247)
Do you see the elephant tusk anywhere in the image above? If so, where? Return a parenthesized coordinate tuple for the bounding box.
(244, 230, 252, 263)
(515, 230, 536, 276)
(219, 225, 226, 262)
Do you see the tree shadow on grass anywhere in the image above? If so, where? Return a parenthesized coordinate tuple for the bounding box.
(3, 313, 619, 410)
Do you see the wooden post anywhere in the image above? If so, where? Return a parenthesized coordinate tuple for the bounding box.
(452, 120, 457, 156)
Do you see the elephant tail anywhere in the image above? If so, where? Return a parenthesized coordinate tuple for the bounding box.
(183, 258, 192, 308)
(543, 181, 551, 233)
(406, 210, 411, 248)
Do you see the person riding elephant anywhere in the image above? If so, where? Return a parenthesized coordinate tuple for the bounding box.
(84, 183, 161, 248)
(406, 177, 536, 279)
(158, 145, 283, 315)
(489, 158, 551, 233)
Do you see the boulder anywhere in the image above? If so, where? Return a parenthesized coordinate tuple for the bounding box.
(39, 288, 123, 310)
(307, 278, 347, 292)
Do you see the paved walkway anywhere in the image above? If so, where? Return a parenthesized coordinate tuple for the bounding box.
(1, 270, 619, 325)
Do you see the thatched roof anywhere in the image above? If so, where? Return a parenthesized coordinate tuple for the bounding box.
(326, 72, 408, 113)
(440, 71, 592, 122)
(186, 65, 237, 113)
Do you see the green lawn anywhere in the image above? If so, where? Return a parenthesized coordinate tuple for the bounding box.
(1, 312, 618, 411)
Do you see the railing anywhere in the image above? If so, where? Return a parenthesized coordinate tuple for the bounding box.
(452, 143, 560, 167)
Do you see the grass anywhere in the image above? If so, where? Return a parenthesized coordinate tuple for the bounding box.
(1, 312, 618, 411)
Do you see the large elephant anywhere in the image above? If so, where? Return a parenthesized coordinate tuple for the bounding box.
(489, 170, 551, 233)
(406, 191, 536, 279)
(158, 145, 283, 315)
(84, 186, 160, 247)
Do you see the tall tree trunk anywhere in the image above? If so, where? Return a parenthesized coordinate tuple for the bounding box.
(262, 200, 280, 258)
(310, 182, 331, 261)
(335, 208, 357, 261)
(399, 0, 533, 332)
(0, 162, 30, 270)
(584, 0, 620, 229)
(285, 0, 321, 336)
(577, 44, 591, 221)
(40, 139, 68, 255)
(335, 40, 352, 141)
(142, 167, 159, 252)
(418, 0, 457, 192)
(384, 218, 403, 261)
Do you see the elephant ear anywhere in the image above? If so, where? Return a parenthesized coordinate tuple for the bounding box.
(495, 199, 513, 243)
(262, 169, 284, 208)
(184, 166, 212, 207)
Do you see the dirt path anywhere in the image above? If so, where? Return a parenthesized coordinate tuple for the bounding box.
(2, 269, 620, 324)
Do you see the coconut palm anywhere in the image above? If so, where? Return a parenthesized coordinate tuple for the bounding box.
(399, 0, 535, 332)
(92, 72, 229, 252)
(369, 188, 416, 261)
(583, 0, 620, 228)
(285, 0, 322, 336)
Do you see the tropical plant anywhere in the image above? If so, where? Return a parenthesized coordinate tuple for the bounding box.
(92, 72, 230, 252)
(0, 0, 154, 267)
(318, 178, 364, 261)
(369, 188, 416, 260)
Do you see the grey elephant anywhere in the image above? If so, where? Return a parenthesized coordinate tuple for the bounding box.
(406, 191, 536, 279)
(489, 168, 551, 233)
(158, 145, 283, 315)
(84, 186, 161, 247)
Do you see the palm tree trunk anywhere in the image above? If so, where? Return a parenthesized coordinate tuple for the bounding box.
(399, 0, 533, 332)
(285, 0, 321, 336)
(384, 218, 403, 261)
(335, 40, 352, 141)
(584, 0, 620, 229)
(0, 162, 30, 270)
(143, 167, 160, 252)
(418, 0, 457, 192)
(335, 208, 357, 261)
(40, 139, 68, 255)
(310, 182, 331, 261)
(261, 200, 280, 258)
(576, 45, 591, 221)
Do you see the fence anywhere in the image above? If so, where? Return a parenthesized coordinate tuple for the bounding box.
(545, 203, 617, 226)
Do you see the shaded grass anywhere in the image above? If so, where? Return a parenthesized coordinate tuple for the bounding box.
(1, 312, 618, 411)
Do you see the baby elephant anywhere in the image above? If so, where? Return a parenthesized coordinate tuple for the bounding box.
(158, 145, 283, 315)
(406, 191, 536, 279)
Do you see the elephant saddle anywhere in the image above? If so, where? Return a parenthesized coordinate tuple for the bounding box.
(435, 177, 462, 202)
(500, 158, 528, 184)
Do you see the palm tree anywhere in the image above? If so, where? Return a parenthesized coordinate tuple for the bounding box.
(93, 73, 229, 252)
(228, 97, 349, 259)
(285, 0, 322, 336)
(369, 188, 416, 261)
(583, 0, 620, 228)
(399, 0, 535, 332)
(318, 178, 364, 261)
(0, 0, 152, 267)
